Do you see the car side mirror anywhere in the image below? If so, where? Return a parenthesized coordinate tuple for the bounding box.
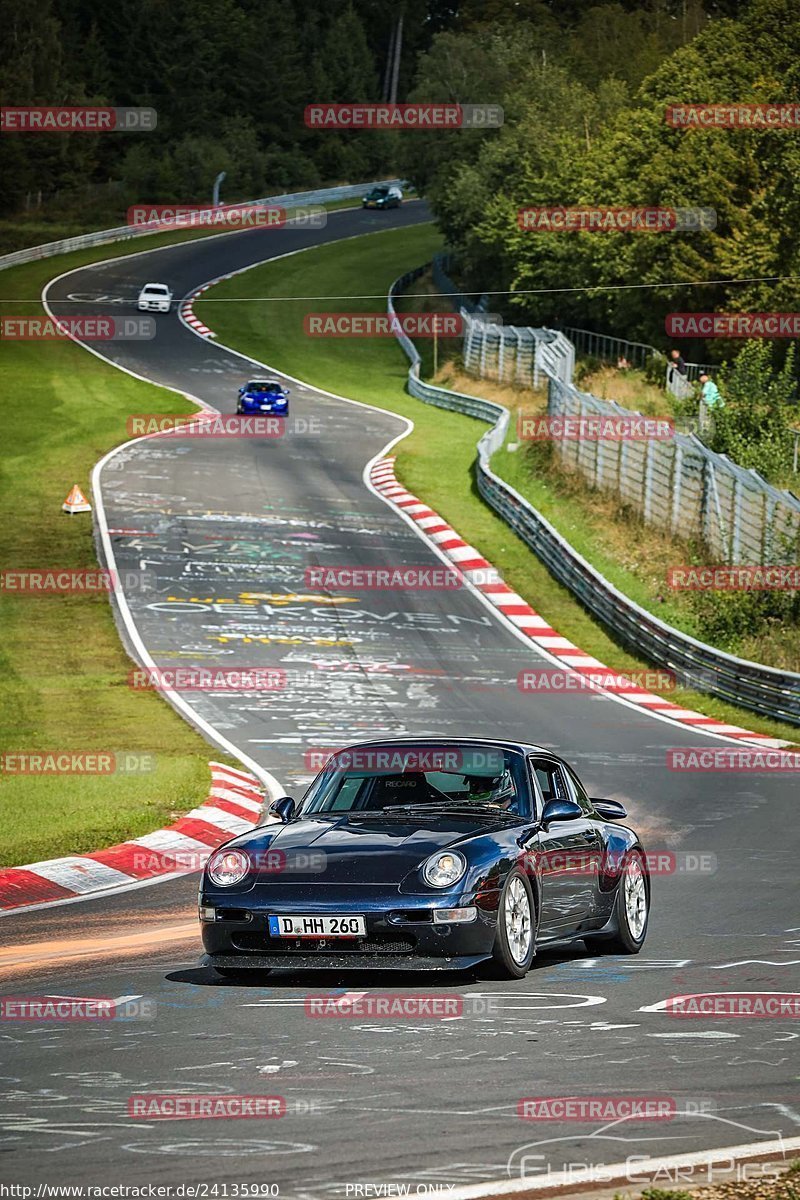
(541, 798, 582, 825)
(238, 386, 245, 393)
(284, 388, 290, 395)
(269, 796, 296, 823)
(591, 798, 627, 820)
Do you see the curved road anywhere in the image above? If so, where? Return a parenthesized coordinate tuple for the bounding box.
(2, 204, 798, 1193)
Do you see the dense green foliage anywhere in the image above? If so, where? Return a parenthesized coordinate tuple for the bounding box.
(401, 0, 800, 363)
(713, 343, 797, 480)
(0, 0, 435, 217)
(2, 0, 754, 229)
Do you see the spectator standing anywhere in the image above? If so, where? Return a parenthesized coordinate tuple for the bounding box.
(669, 348, 688, 380)
(698, 372, 723, 437)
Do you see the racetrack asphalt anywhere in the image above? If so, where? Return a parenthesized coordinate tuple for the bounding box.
(1, 202, 796, 1193)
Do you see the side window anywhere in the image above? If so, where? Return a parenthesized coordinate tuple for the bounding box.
(565, 764, 593, 815)
(529, 758, 571, 807)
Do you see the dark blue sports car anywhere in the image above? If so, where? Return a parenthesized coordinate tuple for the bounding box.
(199, 738, 650, 979)
(236, 378, 290, 415)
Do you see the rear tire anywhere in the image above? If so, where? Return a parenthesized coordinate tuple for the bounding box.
(492, 869, 536, 978)
(585, 850, 648, 955)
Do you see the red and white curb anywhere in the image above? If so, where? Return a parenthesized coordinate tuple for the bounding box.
(0, 762, 266, 914)
(180, 281, 217, 338)
(370, 456, 789, 749)
(181, 270, 247, 339)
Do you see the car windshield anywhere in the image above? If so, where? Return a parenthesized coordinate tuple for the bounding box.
(371, 188, 388, 197)
(300, 744, 529, 817)
(248, 380, 279, 391)
(144, 284, 168, 293)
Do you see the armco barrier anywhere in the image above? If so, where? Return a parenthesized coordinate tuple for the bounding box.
(388, 266, 800, 727)
(0, 180, 406, 272)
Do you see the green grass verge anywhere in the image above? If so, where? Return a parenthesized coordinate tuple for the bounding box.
(202, 223, 798, 746)
(0, 229, 260, 867)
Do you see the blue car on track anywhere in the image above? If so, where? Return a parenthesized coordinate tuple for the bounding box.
(199, 737, 650, 980)
(236, 378, 290, 416)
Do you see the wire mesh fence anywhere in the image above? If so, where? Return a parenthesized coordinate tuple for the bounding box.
(460, 311, 800, 565)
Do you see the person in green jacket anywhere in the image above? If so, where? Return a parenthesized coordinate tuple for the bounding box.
(698, 372, 723, 437)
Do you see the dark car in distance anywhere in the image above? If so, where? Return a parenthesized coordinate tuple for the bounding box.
(362, 184, 402, 209)
(199, 738, 650, 979)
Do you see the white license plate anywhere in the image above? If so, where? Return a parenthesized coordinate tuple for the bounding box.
(268, 914, 366, 939)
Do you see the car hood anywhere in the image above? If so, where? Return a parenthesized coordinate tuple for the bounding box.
(231, 815, 496, 885)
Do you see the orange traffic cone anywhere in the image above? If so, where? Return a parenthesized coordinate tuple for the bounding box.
(62, 485, 92, 514)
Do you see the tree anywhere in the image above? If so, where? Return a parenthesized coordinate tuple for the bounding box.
(712, 342, 797, 482)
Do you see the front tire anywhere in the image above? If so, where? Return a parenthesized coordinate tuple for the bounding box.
(585, 850, 649, 955)
(492, 869, 536, 978)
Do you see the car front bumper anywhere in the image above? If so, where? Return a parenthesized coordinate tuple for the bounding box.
(199, 892, 498, 968)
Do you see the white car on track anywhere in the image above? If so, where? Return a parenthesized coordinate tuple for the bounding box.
(137, 282, 173, 313)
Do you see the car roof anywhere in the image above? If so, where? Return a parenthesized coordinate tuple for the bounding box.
(143, 282, 168, 288)
(329, 736, 551, 756)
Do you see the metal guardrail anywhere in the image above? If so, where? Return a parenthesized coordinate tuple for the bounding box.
(389, 265, 800, 727)
(0, 179, 405, 272)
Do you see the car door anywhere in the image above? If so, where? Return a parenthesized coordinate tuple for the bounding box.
(527, 755, 602, 937)
(564, 763, 616, 926)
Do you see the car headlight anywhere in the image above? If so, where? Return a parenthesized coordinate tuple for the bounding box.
(207, 848, 250, 886)
(422, 850, 467, 888)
